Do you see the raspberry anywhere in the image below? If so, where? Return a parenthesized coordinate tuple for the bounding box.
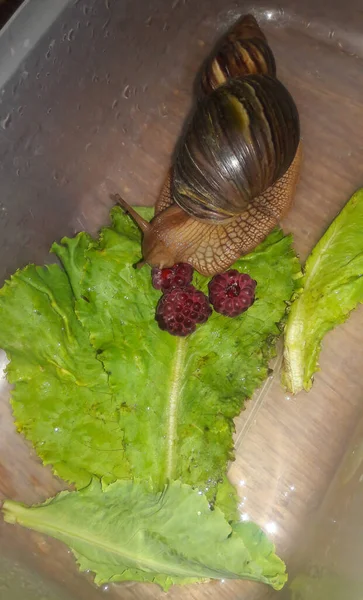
(155, 285, 212, 336)
(151, 263, 193, 291)
(208, 270, 256, 317)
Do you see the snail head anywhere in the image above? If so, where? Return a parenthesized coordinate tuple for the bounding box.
(112, 196, 191, 269)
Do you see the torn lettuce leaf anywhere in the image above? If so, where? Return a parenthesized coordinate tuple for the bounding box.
(0, 208, 299, 496)
(51, 208, 300, 496)
(0, 262, 129, 487)
(3, 478, 287, 591)
(283, 189, 363, 394)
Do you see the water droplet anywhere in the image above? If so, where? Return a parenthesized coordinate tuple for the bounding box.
(16, 168, 21, 176)
(85, 142, 92, 151)
(284, 393, 292, 401)
(92, 74, 99, 83)
(0, 113, 11, 129)
(83, 5, 90, 15)
(47, 107, 52, 114)
(112, 99, 118, 109)
(36, 72, 41, 79)
(17, 105, 23, 114)
(105, 0, 110, 8)
(145, 16, 152, 26)
(54, 427, 60, 432)
(142, 83, 148, 93)
(122, 84, 131, 99)
(158, 103, 168, 117)
(329, 29, 335, 39)
(52, 171, 60, 181)
(68, 28, 75, 41)
(197, 511, 201, 516)
(102, 584, 110, 592)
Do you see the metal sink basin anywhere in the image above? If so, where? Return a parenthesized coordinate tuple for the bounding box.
(1, 1, 363, 598)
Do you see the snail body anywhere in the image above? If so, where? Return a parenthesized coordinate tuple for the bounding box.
(116, 15, 301, 276)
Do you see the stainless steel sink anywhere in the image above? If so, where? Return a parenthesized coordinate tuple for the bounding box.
(1, 1, 363, 598)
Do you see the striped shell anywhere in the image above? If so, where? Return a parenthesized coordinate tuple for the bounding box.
(201, 14, 276, 94)
(172, 74, 300, 222)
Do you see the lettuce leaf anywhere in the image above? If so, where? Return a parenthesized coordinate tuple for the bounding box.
(0, 262, 129, 487)
(283, 189, 363, 394)
(51, 207, 300, 495)
(0, 208, 299, 493)
(3, 478, 287, 591)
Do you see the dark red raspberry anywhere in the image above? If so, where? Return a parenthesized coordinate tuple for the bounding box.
(208, 270, 256, 317)
(155, 285, 212, 336)
(151, 262, 194, 292)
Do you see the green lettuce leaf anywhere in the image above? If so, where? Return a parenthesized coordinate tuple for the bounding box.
(51, 207, 300, 496)
(283, 189, 363, 394)
(0, 262, 129, 487)
(3, 479, 287, 591)
(0, 208, 299, 494)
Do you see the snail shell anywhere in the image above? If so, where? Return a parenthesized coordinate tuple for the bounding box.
(173, 74, 300, 222)
(201, 14, 276, 94)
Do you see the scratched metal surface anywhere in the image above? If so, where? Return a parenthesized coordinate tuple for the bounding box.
(0, 1, 363, 598)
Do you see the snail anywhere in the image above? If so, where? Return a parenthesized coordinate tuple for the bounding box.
(115, 14, 301, 276)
